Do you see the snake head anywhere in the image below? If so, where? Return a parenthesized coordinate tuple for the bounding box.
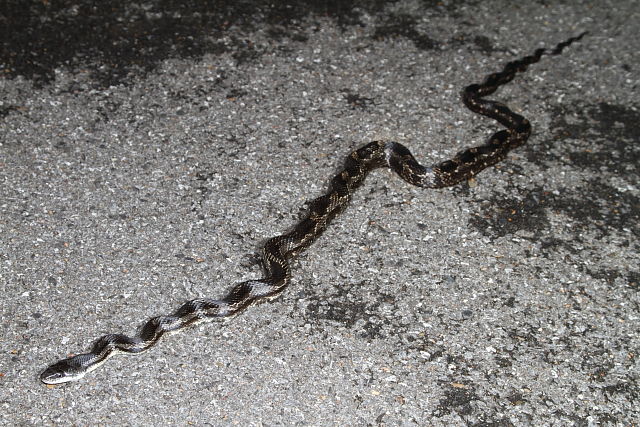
(40, 358, 86, 385)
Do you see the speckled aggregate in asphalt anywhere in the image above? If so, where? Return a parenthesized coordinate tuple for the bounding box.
(1, 1, 639, 425)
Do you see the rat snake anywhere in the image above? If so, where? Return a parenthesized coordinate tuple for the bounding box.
(41, 33, 585, 384)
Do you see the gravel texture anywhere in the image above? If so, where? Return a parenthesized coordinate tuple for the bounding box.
(1, 1, 639, 425)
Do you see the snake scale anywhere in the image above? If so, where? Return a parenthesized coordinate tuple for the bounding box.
(41, 33, 585, 384)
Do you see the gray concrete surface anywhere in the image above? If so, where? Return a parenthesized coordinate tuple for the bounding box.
(1, 1, 638, 425)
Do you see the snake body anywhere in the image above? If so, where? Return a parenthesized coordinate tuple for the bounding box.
(41, 34, 585, 384)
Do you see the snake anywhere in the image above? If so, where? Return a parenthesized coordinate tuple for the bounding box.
(40, 33, 585, 384)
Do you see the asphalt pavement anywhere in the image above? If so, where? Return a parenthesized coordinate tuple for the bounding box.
(1, 1, 638, 425)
